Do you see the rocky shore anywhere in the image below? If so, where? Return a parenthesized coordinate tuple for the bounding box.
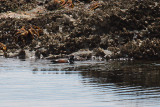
(0, 0, 160, 60)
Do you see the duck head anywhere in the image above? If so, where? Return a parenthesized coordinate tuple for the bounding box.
(68, 55, 74, 64)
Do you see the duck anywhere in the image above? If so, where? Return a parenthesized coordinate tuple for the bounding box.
(51, 55, 74, 64)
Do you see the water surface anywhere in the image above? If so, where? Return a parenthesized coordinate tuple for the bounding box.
(0, 58, 160, 107)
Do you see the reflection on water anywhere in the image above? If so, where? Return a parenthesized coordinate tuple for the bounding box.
(0, 58, 160, 107)
(80, 61, 160, 87)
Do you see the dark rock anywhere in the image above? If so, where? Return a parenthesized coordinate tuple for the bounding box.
(18, 50, 26, 59)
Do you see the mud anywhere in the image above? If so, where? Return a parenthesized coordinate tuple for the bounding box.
(0, 0, 160, 60)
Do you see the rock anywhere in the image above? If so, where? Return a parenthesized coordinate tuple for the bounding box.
(18, 50, 26, 59)
(93, 48, 105, 57)
(71, 49, 92, 60)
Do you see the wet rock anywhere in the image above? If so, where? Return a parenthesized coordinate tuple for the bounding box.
(45, 0, 61, 11)
(100, 35, 109, 49)
(120, 38, 160, 60)
(93, 48, 105, 57)
(0, 0, 38, 13)
(32, 67, 38, 71)
(18, 50, 26, 59)
(35, 50, 41, 59)
(71, 49, 92, 60)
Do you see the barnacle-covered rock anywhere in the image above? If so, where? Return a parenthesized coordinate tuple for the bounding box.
(0, 0, 160, 60)
(0, 0, 38, 13)
(120, 38, 160, 59)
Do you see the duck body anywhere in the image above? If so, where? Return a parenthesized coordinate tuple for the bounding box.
(52, 59, 69, 63)
(51, 55, 74, 64)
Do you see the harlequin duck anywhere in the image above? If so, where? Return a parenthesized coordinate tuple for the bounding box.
(52, 55, 74, 64)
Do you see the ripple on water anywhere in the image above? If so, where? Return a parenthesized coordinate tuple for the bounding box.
(0, 58, 160, 106)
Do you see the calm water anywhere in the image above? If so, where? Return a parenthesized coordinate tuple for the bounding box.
(0, 58, 160, 107)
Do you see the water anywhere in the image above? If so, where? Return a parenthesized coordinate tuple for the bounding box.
(0, 58, 160, 107)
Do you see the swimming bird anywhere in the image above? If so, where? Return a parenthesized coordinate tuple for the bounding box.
(51, 55, 74, 64)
